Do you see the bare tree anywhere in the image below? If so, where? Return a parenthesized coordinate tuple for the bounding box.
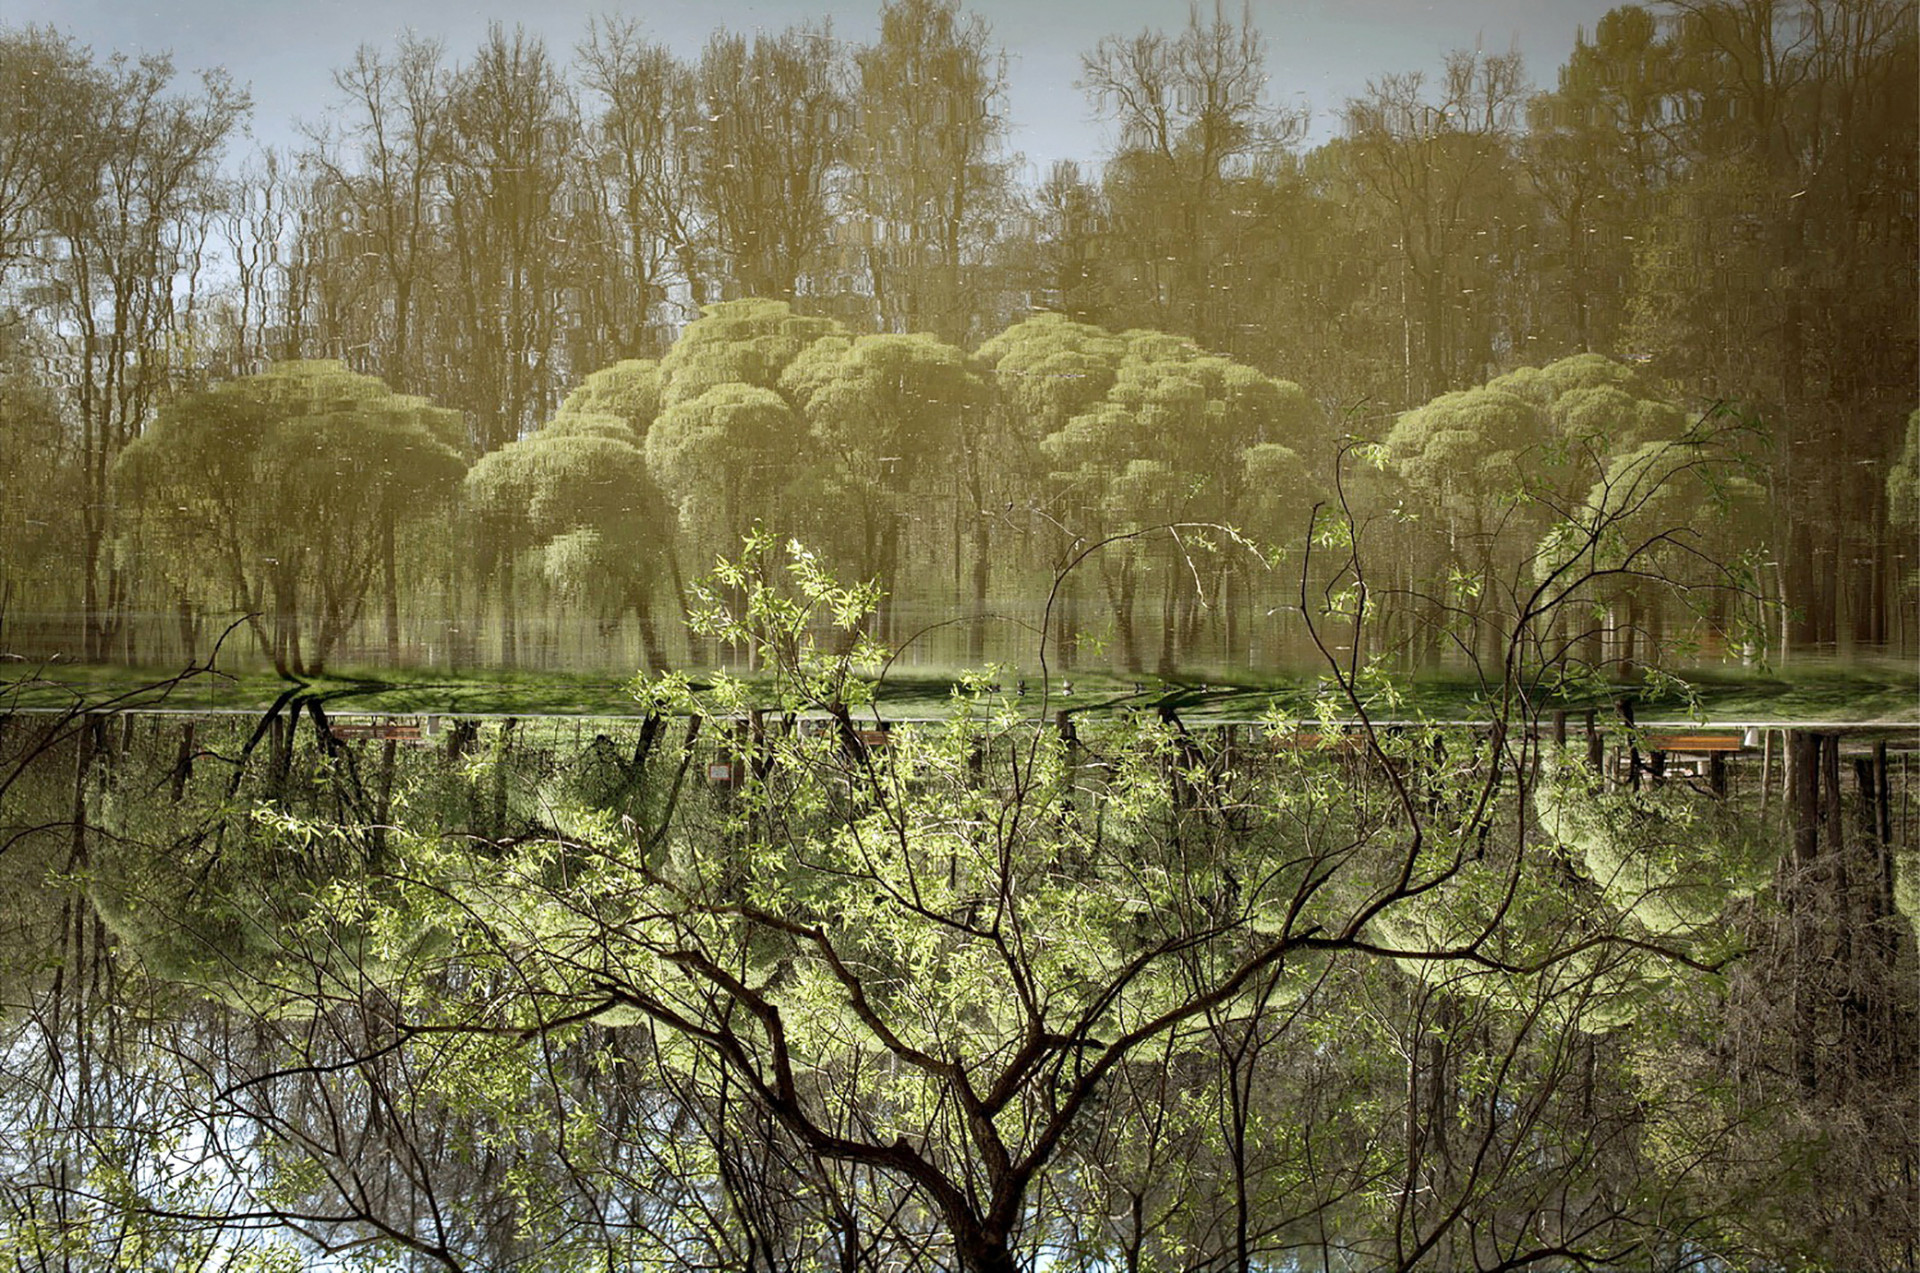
(1341, 48, 1529, 402)
(847, 0, 1014, 342)
(301, 35, 451, 395)
(688, 23, 849, 304)
(18, 47, 247, 660)
(1080, 1, 1303, 349)
(576, 18, 706, 348)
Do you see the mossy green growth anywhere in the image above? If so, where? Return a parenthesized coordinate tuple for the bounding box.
(1894, 841, 1920, 949)
(85, 797, 405, 1017)
(1534, 760, 1777, 938)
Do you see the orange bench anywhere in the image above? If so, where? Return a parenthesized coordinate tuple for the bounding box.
(1643, 733, 1743, 753)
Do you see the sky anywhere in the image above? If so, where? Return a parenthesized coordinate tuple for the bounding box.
(13, 0, 1628, 173)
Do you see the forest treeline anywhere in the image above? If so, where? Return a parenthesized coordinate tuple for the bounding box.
(0, 0, 1914, 673)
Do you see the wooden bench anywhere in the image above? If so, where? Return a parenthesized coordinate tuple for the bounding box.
(1643, 732, 1744, 753)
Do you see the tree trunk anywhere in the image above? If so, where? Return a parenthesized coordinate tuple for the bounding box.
(971, 517, 990, 664)
(175, 597, 199, 664)
(1785, 730, 1822, 1090)
(1223, 567, 1241, 669)
(636, 599, 669, 672)
(286, 602, 307, 679)
(499, 549, 518, 668)
(81, 521, 105, 663)
(169, 722, 196, 804)
(1104, 559, 1142, 674)
(1156, 565, 1178, 677)
(1787, 731, 1822, 874)
(1057, 578, 1080, 670)
(491, 718, 517, 839)
(952, 1227, 1019, 1273)
(383, 509, 401, 664)
(1784, 513, 1818, 658)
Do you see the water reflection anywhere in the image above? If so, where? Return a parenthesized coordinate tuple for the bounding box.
(0, 704, 1913, 1270)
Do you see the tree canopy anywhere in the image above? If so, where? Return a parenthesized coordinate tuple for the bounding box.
(115, 360, 464, 675)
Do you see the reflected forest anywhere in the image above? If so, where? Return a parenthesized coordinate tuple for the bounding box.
(1, 0, 1916, 1270)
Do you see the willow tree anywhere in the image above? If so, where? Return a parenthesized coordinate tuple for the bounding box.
(1384, 354, 1699, 666)
(1381, 384, 1551, 665)
(115, 361, 464, 676)
(656, 298, 848, 408)
(1485, 352, 1684, 455)
(1040, 333, 1316, 672)
(970, 311, 1130, 521)
(463, 409, 676, 668)
(555, 357, 663, 432)
(971, 313, 1130, 661)
(781, 331, 985, 641)
(646, 384, 802, 582)
(1537, 429, 1769, 672)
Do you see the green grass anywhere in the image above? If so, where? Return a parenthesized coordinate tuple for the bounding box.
(1624, 661, 1919, 722)
(4, 657, 1913, 724)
